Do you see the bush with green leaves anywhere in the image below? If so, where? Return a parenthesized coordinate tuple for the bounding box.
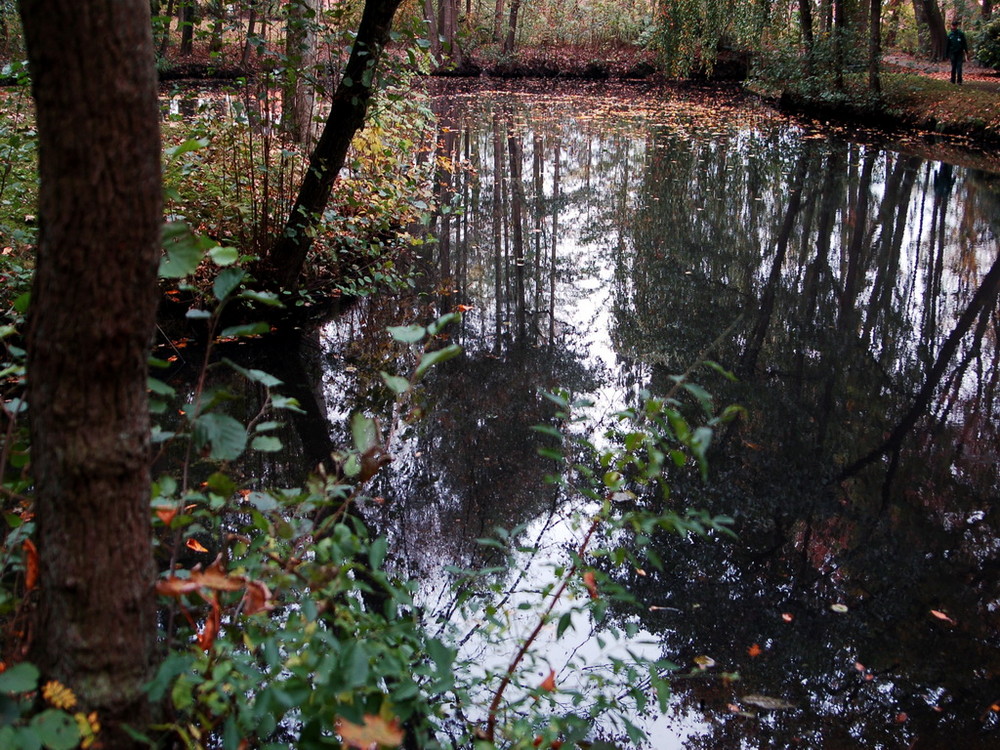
(976, 18, 1000, 70)
(2, 223, 739, 748)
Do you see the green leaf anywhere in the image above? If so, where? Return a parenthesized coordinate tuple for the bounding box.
(165, 137, 209, 158)
(271, 395, 305, 413)
(218, 322, 269, 339)
(0, 662, 38, 693)
(387, 324, 425, 344)
(239, 290, 285, 308)
(427, 312, 461, 335)
(208, 245, 239, 266)
(12, 292, 30, 314)
(369, 536, 388, 569)
(222, 358, 283, 387)
(30, 709, 80, 750)
(147, 377, 175, 396)
(213, 267, 245, 302)
(380, 372, 410, 395)
(351, 412, 378, 452)
(557, 611, 574, 639)
(192, 413, 247, 461)
(251, 435, 283, 452)
(414, 344, 462, 379)
(160, 222, 207, 278)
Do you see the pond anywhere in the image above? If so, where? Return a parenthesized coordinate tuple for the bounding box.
(204, 80, 1000, 748)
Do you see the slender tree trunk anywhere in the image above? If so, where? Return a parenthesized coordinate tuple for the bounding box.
(493, 0, 504, 42)
(19, 0, 161, 746)
(424, 0, 442, 61)
(799, 0, 815, 49)
(179, 0, 197, 55)
(983, 0, 993, 20)
(241, 0, 259, 66)
(503, 0, 520, 53)
(869, 0, 882, 92)
(283, 0, 318, 145)
(264, 0, 405, 289)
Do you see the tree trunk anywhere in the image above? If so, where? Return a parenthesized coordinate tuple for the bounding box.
(493, 0, 504, 42)
(984, 0, 993, 20)
(283, 0, 318, 145)
(911, 0, 946, 58)
(503, 0, 521, 53)
(869, 0, 882, 92)
(19, 0, 161, 746)
(424, 0, 442, 62)
(179, 0, 197, 55)
(264, 0, 405, 289)
(799, 0, 814, 50)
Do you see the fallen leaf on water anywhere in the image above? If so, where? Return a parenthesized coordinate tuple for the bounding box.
(781, 613, 794, 623)
(336, 714, 405, 749)
(930, 609, 957, 625)
(693, 655, 716, 670)
(895, 712, 908, 723)
(830, 603, 849, 613)
(742, 694, 796, 710)
(747, 643, 763, 658)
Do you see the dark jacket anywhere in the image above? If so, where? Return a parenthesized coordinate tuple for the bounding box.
(946, 28, 968, 60)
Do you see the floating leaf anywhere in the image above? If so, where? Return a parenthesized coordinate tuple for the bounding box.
(747, 643, 762, 658)
(742, 694, 796, 710)
(0, 662, 39, 693)
(930, 609, 957, 625)
(830, 603, 849, 613)
(693, 655, 716, 670)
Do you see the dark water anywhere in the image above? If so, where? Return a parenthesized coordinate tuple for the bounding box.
(213, 81, 1000, 748)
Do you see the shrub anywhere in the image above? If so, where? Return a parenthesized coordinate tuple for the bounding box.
(975, 18, 1000, 70)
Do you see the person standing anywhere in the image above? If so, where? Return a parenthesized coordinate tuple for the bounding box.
(946, 19, 970, 84)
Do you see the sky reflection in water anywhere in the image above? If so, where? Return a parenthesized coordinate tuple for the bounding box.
(313, 81, 1000, 749)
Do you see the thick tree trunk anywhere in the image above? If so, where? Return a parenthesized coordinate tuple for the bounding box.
(265, 0, 404, 289)
(424, 0, 442, 61)
(911, 0, 946, 58)
(19, 0, 161, 746)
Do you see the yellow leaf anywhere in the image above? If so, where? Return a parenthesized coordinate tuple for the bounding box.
(186, 538, 209, 553)
(336, 714, 405, 749)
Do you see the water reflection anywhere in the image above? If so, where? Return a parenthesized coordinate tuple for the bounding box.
(310, 82, 1000, 747)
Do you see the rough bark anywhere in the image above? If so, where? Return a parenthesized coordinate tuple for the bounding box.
(19, 0, 161, 745)
(264, 0, 405, 290)
(912, 0, 946, 58)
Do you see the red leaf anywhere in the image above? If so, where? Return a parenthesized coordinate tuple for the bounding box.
(583, 571, 599, 600)
(540, 669, 557, 692)
(23, 539, 38, 592)
(196, 594, 221, 651)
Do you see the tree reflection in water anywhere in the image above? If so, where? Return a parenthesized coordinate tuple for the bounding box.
(309, 82, 1000, 748)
